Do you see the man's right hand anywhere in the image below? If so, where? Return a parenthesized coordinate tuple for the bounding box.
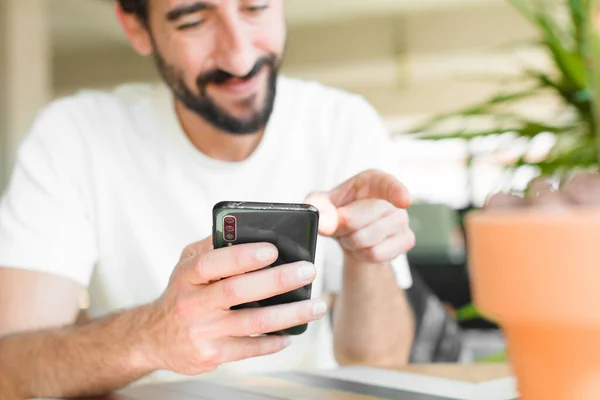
(139, 236, 327, 376)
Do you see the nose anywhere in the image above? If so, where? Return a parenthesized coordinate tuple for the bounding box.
(213, 15, 258, 77)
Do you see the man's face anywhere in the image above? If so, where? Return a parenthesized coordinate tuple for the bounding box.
(145, 0, 286, 134)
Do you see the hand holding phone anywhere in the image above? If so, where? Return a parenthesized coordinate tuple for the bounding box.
(213, 201, 320, 335)
(144, 235, 327, 376)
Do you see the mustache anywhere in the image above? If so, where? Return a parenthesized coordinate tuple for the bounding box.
(196, 55, 278, 90)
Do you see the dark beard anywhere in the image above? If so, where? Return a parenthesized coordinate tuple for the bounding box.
(152, 50, 278, 135)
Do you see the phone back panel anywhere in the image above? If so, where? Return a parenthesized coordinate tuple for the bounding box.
(213, 202, 319, 335)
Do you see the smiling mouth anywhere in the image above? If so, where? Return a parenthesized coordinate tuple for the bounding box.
(212, 67, 266, 96)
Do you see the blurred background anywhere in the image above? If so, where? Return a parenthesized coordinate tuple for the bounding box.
(1, 0, 549, 204)
(1, 0, 560, 364)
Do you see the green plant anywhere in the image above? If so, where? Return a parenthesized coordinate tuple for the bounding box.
(455, 303, 489, 322)
(411, 1, 600, 338)
(411, 0, 600, 182)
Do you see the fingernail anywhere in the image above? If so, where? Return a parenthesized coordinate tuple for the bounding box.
(297, 263, 316, 282)
(283, 336, 292, 347)
(256, 246, 277, 262)
(312, 300, 328, 317)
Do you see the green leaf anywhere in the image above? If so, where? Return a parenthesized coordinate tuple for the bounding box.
(408, 87, 542, 134)
(483, 38, 542, 53)
(524, 69, 592, 119)
(536, 14, 586, 89)
(418, 121, 575, 141)
(417, 128, 516, 140)
(476, 351, 508, 364)
(403, 0, 600, 176)
(513, 142, 598, 174)
(462, 89, 543, 114)
(511, 1, 585, 90)
(450, 73, 535, 84)
(508, 0, 535, 23)
(569, 0, 585, 52)
(517, 122, 575, 137)
(416, 120, 579, 142)
(455, 303, 486, 322)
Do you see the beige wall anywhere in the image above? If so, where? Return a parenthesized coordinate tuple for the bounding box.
(0, 1, 7, 189)
(1, 0, 540, 193)
(52, 1, 539, 123)
(283, 3, 539, 122)
(0, 0, 52, 190)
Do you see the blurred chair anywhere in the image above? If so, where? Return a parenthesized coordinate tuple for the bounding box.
(406, 203, 472, 312)
(406, 269, 464, 363)
(407, 203, 466, 266)
(404, 203, 466, 362)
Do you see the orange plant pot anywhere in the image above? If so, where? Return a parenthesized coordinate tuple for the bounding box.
(466, 209, 600, 400)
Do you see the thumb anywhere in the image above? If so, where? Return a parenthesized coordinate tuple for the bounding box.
(305, 192, 339, 236)
(179, 235, 213, 262)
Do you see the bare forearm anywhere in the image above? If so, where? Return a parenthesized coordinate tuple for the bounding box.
(0, 305, 158, 400)
(333, 257, 414, 368)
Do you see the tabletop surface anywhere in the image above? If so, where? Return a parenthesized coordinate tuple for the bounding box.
(113, 363, 515, 400)
(33, 364, 513, 400)
(400, 363, 512, 383)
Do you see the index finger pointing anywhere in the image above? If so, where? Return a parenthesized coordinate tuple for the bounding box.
(329, 169, 412, 209)
(180, 242, 279, 285)
(305, 192, 339, 236)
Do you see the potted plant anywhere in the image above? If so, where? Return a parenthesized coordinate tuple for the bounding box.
(409, 1, 600, 399)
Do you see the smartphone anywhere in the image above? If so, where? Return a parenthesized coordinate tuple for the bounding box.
(212, 201, 319, 335)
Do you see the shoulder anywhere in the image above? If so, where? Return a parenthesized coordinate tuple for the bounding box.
(25, 83, 168, 147)
(43, 83, 167, 123)
(274, 77, 389, 148)
(275, 76, 376, 121)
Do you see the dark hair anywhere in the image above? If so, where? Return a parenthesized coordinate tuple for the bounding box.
(117, 0, 148, 23)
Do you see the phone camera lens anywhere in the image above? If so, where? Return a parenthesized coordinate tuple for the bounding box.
(224, 217, 235, 224)
(225, 233, 235, 241)
(225, 225, 235, 232)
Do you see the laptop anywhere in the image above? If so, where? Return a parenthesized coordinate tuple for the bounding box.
(116, 372, 468, 400)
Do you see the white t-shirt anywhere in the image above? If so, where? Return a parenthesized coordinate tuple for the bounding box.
(0, 76, 412, 380)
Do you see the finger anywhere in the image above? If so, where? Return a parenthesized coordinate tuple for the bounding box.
(338, 208, 407, 250)
(562, 173, 600, 205)
(484, 192, 526, 209)
(352, 232, 415, 263)
(226, 298, 328, 337)
(209, 261, 317, 309)
(215, 335, 291, 364)
(328, 170, 412, 209)
(305, 192, 339, 236)
(179, 236, 214, 262)
(335, 199, 395, 237)
(529, 191, 572, 209)
(179, 242, 278, 285)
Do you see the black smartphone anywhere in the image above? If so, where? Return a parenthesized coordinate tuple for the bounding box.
(212, 201, 319, 336)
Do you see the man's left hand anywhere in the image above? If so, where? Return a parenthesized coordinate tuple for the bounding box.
(306, 169, 415, 263)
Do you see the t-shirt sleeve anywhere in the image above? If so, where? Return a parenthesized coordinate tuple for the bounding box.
(0, 100, 98, 287)
(323, 95, 413, 293)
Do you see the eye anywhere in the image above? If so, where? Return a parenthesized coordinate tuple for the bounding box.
(245, 2, 269, 13)
(177, 20, 204, 30)
(247, 5, 268, 12)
